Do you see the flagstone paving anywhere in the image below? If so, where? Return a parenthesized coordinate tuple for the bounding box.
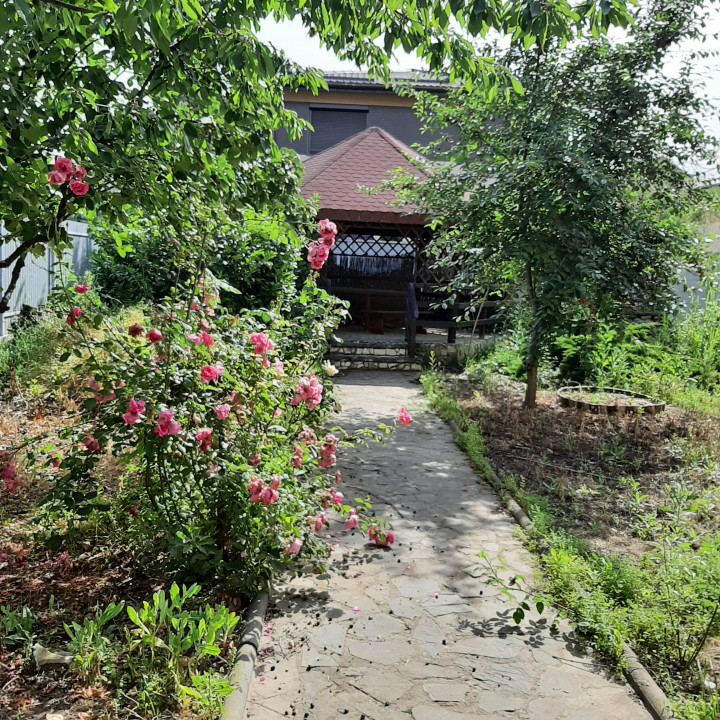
(245, 371, 650, 720)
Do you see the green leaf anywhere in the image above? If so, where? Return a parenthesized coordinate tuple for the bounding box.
(512, 608, 525, 624)
(84, 397, 97, 411)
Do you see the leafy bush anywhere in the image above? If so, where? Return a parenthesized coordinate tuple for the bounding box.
(0, 310, 62, 387)
(91, 208, 308, 313)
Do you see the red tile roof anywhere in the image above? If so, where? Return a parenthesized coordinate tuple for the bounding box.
(301, 127, 428, 225)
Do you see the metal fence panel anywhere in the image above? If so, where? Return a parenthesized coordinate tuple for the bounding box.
(0, 222, 91, 337)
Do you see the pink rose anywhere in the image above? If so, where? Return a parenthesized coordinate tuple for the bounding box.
(147, 329, 163, 344)
(73, 165, 87, 180)
(200, 364, 222, 384)
(196, 428, 213, 452)
(200, 331, 214, 347)
(48, 170, 66, 186)
(155, 409, 181, 437)
(66, 307, 82, 326)
(273, 359, 284, 375)
(75, 284, 89, 294)
(398, 408, 412, 427)
(214, 404, 230, 420)
(291, 374, 323, 410)
(314, 513, 327, 533)
(249, 332, 274, 355)
(273, 408, 282, 418)
(260, 485, 279, 505)
(286, 537, 303, 555)
(246, 476, 263, 503)
(69, 180, 89, 196)
(82, 434, 100, 452)
(249, 453, 261, 466)
(128, 323, 144, 337)
(49, 455, 62, 468)
(187, 333, 202, 345)
(54, 157, 73, 176)
(368, 526, 394, 547)
(344, 509, 359, 530)
(307, 241, 330, 270)
(319, 219, 338, 241)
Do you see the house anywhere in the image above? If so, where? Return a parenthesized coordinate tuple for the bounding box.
(276, 71, 449, 159)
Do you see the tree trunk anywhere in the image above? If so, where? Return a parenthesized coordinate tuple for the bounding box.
(524, 356, 538, 408)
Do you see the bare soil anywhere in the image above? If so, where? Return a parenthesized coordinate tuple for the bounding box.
(452, 378, 720, 559)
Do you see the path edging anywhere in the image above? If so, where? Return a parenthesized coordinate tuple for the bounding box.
(445, 417, 672, 720)
(223, 591, 270, 720)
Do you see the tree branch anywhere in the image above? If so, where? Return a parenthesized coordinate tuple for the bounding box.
(0, 235, 44, 270)
(0, 253, 29, 316)
(35, 0, 93, 14)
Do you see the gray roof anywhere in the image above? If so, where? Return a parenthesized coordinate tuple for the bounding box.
(322, 71, 449, 93)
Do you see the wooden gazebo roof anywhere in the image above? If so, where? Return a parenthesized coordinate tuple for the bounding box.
(300, 127, 428, 226)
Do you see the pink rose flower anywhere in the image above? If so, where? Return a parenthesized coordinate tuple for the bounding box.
(155, 409, 181, 437)
(314, 513, 327, 533)
(48, 170, 67, 186)
(54, 157, 73, 176)
(187, 333, 202, 345)
(82, 434, 100, 452)
(73, 165, 87, 180)
(273, 359, 285, 376)
(319, 219, 338, 241)
(307, 241, 330, 270)
(200, 364, 223, 384)
(273, 407, 282, 418)
(66, 307, 82, 326)
(368, 526, 394, 547)
(75, 284, 89, 294)
(249, 332, 274, 355)
(345, 509, 359, 530)
(246, 476, 263, 503)
(128, 323, 144, 338)
(69, 180, 89, 196)
(147, 329, 163, 344)
(200, 331, 214, 347)
(49, 455, 62, 468)
(249, 453, 261, 466)
(260, 485, 279, 505)
(196, 428, 213, 452)
(214, 404, 230, 420)
(290, 374, 323, 410)
(286, 537, 303, 555)
(398, 407, 412, 427)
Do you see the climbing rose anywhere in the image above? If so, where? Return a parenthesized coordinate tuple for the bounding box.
(307, 241, 329, 270)
(260, 475, 280, 505)
(298, 426, 317, 445)
(249, 332, 274, 355)
(147, 329, 163, 344)
(73, 165, 87, 180)
(200, 364, 222, 384)
(69, 180, 89, 196)
(314, 513, 327, 532)
(196, 428, 213, 452)
(75, 284, 89, 294)
(286, 537, 303, 555)
(345, 509, 359, 530)
(273, 359, 284, 375)
(249, 454, 261, 466)
(155, 409, 181, 437)
(246, 476, 263, 503)
(66, 307, 82, 326)
(291, 444, 304, 469)
(187, 333, 202, 345)
(214, 404, 230, 420)
(318, 434, 338, 468)
(200, 331, 214, 347)
(48, 170, 66, 186)
(82, 434, 100, 452)
(319, 219, 338, 246)
(122, 398, 145, 425)
(54, 157, 73, 176)
(290, 374, 323, 410)
(369, 526, 394, 547)
(128, 323, 144, 337)
(1, 453, 21, 493)
(398, 408, 412, 427)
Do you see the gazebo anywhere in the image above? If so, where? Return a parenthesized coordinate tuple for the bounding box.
(302, 127, 464, 353)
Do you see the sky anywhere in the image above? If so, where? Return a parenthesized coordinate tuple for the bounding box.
(257, 6, 720, 181)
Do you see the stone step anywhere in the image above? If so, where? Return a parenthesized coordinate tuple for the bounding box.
(330, 344, 407, 357)
(330, 354, 422, 372)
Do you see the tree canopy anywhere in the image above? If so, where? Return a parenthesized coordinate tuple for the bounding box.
(394, 0, 719, 407)
(0, 0, 635, 313)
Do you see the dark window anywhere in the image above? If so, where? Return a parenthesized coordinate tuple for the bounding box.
(309, 107, 367, 154)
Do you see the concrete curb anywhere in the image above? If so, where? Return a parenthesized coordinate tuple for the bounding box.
(224, 591, 270, 720)
(445, 417, 671, 720)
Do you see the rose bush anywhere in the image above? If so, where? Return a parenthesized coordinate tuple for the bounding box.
(13, 220, 407, 598)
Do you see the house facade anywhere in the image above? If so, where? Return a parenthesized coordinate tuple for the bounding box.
(276, 71, 449, 159)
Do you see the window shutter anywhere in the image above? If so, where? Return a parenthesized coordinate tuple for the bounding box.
(310, 109, 368, 154)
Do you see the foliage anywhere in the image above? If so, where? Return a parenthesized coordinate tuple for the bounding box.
(90, 206, 309, 313)
(397, 0, 719, 407)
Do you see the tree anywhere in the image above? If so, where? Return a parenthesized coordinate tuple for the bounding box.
(0, 0, 634, 315)
(396, 0, 719, 407)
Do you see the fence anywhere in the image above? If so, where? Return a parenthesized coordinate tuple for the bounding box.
(0, 221, 92, 337)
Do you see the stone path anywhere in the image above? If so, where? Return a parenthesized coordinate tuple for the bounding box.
(245, 371, 649, 720)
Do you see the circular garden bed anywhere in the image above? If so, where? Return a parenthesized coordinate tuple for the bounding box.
(557, 385, 666, 415)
